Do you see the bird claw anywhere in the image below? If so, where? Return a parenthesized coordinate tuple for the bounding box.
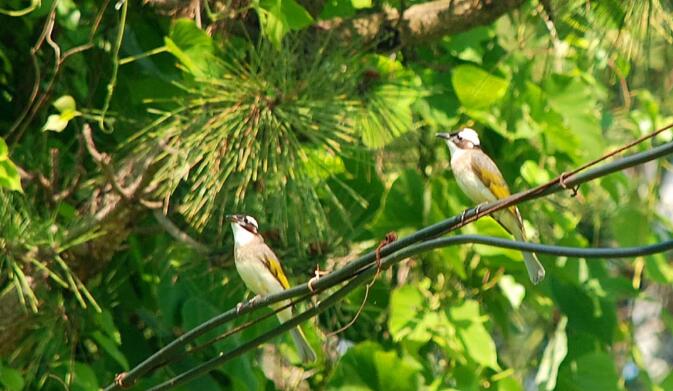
(559, 172, 579, 197)
(460, 209, 467, 224)
(236, 302, 244, 314)
(114, 372, 130, 388)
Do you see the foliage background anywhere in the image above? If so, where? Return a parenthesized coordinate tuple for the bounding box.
(1, 0, 673, 390)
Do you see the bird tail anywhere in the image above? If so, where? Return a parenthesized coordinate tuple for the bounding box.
(289, 327, 317, 363)
(276, 305, 317, 363)
(523, 251, 545, 285)
(494, 210, 546, 284)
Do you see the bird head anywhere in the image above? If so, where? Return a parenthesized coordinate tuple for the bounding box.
(226, 214, 260, 245)
(436, 128, 481, 155)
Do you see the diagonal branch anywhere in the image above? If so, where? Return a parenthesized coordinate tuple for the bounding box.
(105, 127, 673, 390)
(145, 235, 673, 391)
(316, 0, 526, 47)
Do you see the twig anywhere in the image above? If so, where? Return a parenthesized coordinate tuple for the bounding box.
(152, 210, 210, 253)
(325, 232, 397, 337)
(8, 0, 111, 144)
(83, 124, 134, 199)
(99, 0, 129, 132)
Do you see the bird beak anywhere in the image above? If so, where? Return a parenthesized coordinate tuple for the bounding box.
(436, 132, 451, 140)
(226, 214, 240, 224)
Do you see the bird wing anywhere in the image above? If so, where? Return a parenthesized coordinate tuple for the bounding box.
(469, 153, 511, 200)
(469, 153, 525, 234)
(260, 246, 290, 289)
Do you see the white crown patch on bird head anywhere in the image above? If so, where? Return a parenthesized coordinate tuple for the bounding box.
(456, 128, 480, 146)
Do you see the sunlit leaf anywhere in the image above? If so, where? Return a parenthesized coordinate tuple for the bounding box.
(556, 352, 620, 391)
(452, 64, 509, 110)
(72, 362, 98, 391)
(327, 341, 422, 390)
(52, 95, 76, 112)
(256, 0, 314, 47)
(448, 300, 500, 370)
(0, 364, 24, 391)
(165, 19, 220, 77)
(535, 317, 568, 390)
(498, 275, 525, 309)
(0, 138, 22, 193)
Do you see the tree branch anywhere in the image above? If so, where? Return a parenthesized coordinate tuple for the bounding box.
(105, 133, 673, 390)
(144, 235, 673, 391)
(316, 0, 526, 47)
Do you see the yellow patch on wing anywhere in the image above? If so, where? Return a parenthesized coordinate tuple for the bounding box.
(470, 157, 517, 215)
(263, 254, 290, 289)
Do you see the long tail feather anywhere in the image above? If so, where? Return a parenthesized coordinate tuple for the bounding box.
(276, 305, 317, 362)
(290, 327, 317, 363)
(523, 251, 545, 285)
(494, 210, 546, 284)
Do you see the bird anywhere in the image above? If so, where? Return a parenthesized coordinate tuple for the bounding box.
(227, 214, 317, 362)
(436, 128, 546, 284)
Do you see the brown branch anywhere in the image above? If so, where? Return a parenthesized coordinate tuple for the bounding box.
(316, 0, 526, 47)
(152, 210, 211, 253)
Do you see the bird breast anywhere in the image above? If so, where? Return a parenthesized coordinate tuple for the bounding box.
(450, 151, 498, 204)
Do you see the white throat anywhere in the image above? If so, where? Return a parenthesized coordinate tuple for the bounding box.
(444, 140, 466, 165)
(231, 223, 257, 246)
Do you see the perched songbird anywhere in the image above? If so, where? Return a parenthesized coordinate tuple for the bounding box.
(437, 128, 546, 284)
(227, 214, 317, 362)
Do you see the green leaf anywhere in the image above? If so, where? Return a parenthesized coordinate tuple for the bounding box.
(644, 253, 673, 284)
(612, 206, 649, 247)
(91, 331, 129, 370)
(448, 300, 500, 370)
(388, 285, 443, 344)
(496, 377, 523, 391)
(451, 64, 509, 110)
(369, 169, 425, 235)
(42, 95, 80, 132)
(373, 350, 422, 391)
(72, 362, 98, 391)
(550, 277, 616, 345)
(327, 341, 421, 390)
(165, 19, 219, 77)
(535, 317, 568, 391)
(52, 95, 76, 113)
(0, 364, 24, 391)
(181, 297, 220, 343)
(0, 137, 7, 159)
(0, 140, 22, 193)
(351, 0, 371, 8)
(498, 275, 525, 309)
(556, 352, 620, 391)
(520, 160, 550, 186)
(544, 74, 603, 159)
(42, 113, 71, 132)
(256, 0, 314, 47)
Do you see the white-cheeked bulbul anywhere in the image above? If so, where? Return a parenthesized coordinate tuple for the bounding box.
(227, 214, 317, 362)
(437, 128, 546, 284)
